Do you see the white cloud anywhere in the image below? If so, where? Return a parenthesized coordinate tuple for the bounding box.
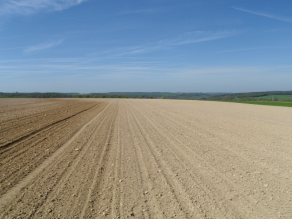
(24, 40, 63, 53)
(234, 7, 292, 23)
(0, 0, 88, 16)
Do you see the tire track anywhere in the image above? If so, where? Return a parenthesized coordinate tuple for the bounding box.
(110, 104, 123, 218)
(0, 103, 99, 149)
(32, 103, 115, 218)
(0, 100, 92, 147)
(121, 104, 156, 218)
(68, 102, 118, 218)
(0, 101, 100, 157)
(126, 102, 197, 218)
(0, 102, 106, 196)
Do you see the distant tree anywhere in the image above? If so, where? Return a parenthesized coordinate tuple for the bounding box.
(93, 95, 98, 98)
(132, 96, 136, 98)
(77, 94, 82, 98)
(139, 96, 142, 99)
(85, 94, 90, 98)
(149, 95, 153, 99)
(101, 94, 106, 98)
(125, 96, 128, 98)
(117, 95, 121, 98)
(109, 95, 113, 98)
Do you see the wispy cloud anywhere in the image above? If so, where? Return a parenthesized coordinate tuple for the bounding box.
(115, 30, 240, 56)
(159, 30, 239, 46)
(0, 0, 88, 16)
(0, 58, 171, 79)
(234, 7, 292, 23)
(24, 40, 63, 53)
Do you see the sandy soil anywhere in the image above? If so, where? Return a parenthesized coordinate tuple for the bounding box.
(0, 99, 291, 218)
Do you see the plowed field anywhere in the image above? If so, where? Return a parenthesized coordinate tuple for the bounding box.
(0, 99, 291, 218)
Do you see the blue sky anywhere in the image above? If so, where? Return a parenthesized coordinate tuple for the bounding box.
(0, 0, 291, 93)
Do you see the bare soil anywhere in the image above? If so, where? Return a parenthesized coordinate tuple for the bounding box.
(0, 99, 291, 218)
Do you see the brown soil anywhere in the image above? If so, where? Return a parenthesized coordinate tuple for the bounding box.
(0, 99, 291, 218)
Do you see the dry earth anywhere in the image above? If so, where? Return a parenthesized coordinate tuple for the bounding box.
(0, 98, 291, 218)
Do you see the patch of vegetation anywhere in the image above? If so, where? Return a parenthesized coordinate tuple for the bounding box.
(77, 94, 82, 98)
(208, 91, 292, 102)
(85, 94, 90, 98)
(253, 95, 292, 101)
(208, 100, 292, 107)
(149, 95, 153, 99)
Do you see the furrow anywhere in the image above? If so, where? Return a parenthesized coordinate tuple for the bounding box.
(79, 103, 118, 218)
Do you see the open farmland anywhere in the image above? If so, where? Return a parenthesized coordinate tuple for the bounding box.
(0, 99, 291, 218)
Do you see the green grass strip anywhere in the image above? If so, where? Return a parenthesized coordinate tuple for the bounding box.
(208, 100, 292, 107)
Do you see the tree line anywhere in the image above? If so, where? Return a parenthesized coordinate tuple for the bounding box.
(0, 92, 218, 100)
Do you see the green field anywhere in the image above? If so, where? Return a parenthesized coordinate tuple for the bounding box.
(254, 95, 292, 101)
(210, 100, 292, 107)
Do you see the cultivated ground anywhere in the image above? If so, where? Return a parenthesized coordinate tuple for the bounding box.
(0, 98, 291, 218)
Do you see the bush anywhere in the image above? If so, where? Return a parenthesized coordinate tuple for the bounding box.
(125, 96, 128, 98)
(101, 95, 106, 98)
(132, 96, 136, 98)
(149, 95, 153, 99)
(93, 95, 98, 98)
(85, 94, 90, 98)
(139, 96, 142, 99)
(117, 95, 121, 98)
(77, 94, 82, 98)
(109, 95, 113, 98)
